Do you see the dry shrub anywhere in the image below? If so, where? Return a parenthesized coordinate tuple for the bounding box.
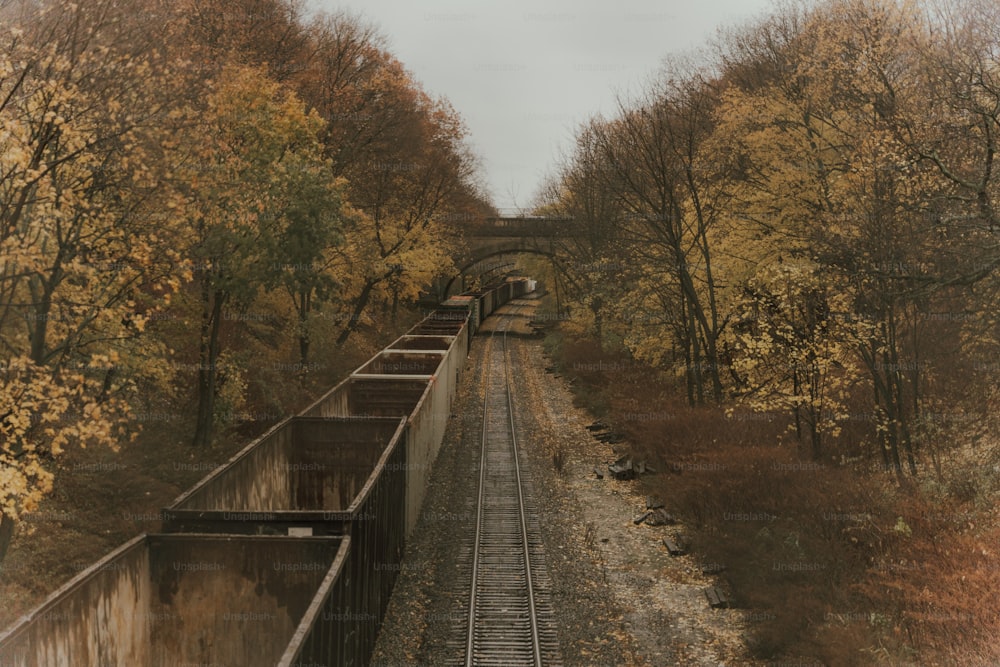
(861, 493, 1000, 664)
(557, 338, 640, 417)
(553, 332, 999, 663)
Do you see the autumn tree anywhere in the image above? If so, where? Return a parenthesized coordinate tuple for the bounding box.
(180, 0, 310, 81)
(538, 120, 627, 347)
(0, 0, 192, 560)
(176, 64, 344, 447)
(898, 0, 1000, 436)
(295, 10, 393, 175)
(268, 170, 354, 366)
(580, 67, 730, 404)
(729, 260, 859, 458)
(298, 23, 478, 343)
(709, 0, 961, 474)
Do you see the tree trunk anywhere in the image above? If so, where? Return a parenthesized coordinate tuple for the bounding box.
(675, 246, 719, 403)
(297, 289, 311, 366)
(809, 411, 821, 460)
(688, 175, 724, 403)
(678, 300, 695, 405)
(591, 297, 604, 350)
(792, 367, 803, 444)
(809, 357, 823, 460)
(29, 281, 54, 365)
(336, 278, 377, 346)
(298, 332, 310, 368)
(0, 512, 15, 566)
(192, 287, 225, 447)
(687, 294, 704, 405)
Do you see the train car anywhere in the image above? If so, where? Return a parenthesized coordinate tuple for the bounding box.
(353, 349, 445, 376)
(479, 281, 511, 317)
(386, 334, 454, 351)
(472, 288, 496, 326)
(302, 352, 457, 536)
(508, 276, 532, 298)
(437, 294, 478, 336)
(384, 335, 465, 405)
(0, 275, 532, 667)
(0, 534, 355, 667)
(162, 416, 407, 666)
(408, 317, 467, 335)
(499, 280, 513, 307)
(407, 308, 471, 352)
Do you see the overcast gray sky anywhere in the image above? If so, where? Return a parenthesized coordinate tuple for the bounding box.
(305, 0, 778, 211)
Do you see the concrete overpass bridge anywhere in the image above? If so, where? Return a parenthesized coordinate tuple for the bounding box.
(437, 213, 580, 297)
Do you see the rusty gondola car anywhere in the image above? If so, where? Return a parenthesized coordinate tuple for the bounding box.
(0, 276, 531, 667)
(0, 534, 355, 666)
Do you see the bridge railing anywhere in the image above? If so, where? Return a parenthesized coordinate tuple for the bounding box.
(466, 215, 577, 238)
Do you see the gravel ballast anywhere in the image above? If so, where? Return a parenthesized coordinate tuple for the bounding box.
(371, 300, 753, 666)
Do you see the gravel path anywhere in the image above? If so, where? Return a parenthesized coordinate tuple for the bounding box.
(372, 299, 753, 666)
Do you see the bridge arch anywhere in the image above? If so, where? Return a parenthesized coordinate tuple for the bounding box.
(443, 247, 556, 297)
(426, 215, 580, 301)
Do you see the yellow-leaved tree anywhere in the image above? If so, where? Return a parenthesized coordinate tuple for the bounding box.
(173, 64, 347, 447)
(0, 0, 190, 561)
(294, 17, 481, 342)
(726, 260, 860, 459)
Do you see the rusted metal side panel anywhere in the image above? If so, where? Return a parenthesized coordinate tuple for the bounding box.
(0, 536, 152, 667)
(355, 350, 445, 376)
(192, 422, 293, 511)
(404, 400, 435, 535)
(453, 317, 468, 385)
(396, 372, 449, 537)
(0, 536, 353, 667)
(387, 334, 454, 351)
(147, 536, 312, 666)
(341, 428, 407, 664)
(438, 332, 463, 407)
(165, 418, 402, 519)
(454, 314, 471, 355)
(346, 377, 428, 418)
(278, 535, 357, 667)
(149, 535, 350, 666)
(290, 418, 385, 512)
(299, 375, 351, 419)
(484, 289, 496, 318)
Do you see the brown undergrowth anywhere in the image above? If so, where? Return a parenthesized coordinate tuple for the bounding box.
(550, 335, 1000, 666)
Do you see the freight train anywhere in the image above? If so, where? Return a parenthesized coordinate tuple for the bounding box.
(0, 277, 534, 667)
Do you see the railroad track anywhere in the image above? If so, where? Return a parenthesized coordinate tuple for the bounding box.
(459, 304, 561, 666)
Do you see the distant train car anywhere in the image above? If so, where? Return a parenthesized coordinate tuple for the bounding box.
(462, 289, 493, 324)
(508, 276, 534, 297)
(438, 294, 479, 335)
